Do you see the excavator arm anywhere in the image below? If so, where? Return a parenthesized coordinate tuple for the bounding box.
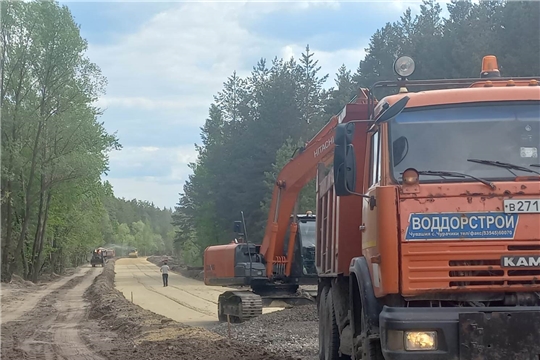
(260, 89, 371, 278)
(260, 115, 338, 277)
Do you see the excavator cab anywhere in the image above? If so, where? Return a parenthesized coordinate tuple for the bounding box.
(204, 214, 318, 322)
(283, 213, 318, 277)
(204, 215, 317, 286)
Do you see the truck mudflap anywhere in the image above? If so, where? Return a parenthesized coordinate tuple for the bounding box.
(459, 311, 540, 360)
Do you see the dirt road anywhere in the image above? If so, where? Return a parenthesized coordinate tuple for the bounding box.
(1, 266, 91, 324)
(1, 265, 104, 359)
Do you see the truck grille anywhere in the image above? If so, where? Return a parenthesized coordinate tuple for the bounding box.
(402, 242, 540, 294)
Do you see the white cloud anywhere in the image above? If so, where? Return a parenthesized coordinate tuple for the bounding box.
(88, 1, 377, 207)
(109, 145, 197, 178)
(141, 146, 160, 152)
(105, 145, 198, 207)
(89, 1, 347, 99)
(105, 177, 182, 209)
(280, 44, 367, 87)
(95, 96, 210, 111)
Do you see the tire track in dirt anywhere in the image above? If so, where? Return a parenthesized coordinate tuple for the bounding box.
(1, 266, 91, 325)
(51, 268, 106, 360)
(1, 268, 104, 360)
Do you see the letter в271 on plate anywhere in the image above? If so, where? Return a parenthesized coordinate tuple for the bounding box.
(503, 199, 540, 213)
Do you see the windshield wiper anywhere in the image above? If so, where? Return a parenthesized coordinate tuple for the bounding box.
(531, 164, 540, 168)
(468, 158, 540, 176)
(410, 170, 496, 189)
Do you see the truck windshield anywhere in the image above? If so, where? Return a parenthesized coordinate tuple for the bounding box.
(389, 102, 540, 182)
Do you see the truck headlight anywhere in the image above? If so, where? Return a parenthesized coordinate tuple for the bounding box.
(404, 331, 437, 351)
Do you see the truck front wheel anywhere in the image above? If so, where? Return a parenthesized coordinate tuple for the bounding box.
(350, 279, 383, 360)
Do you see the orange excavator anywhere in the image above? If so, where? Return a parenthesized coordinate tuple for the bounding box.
(202, 93, 371, 321)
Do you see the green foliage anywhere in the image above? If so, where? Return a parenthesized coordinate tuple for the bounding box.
(102, 196, 175, 257)
(0, 0, 174, 281)
(0, 0, 120, 280)
(172, 0, 540, 265)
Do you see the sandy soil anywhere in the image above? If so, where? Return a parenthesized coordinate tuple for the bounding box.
(115, 257, 282, 327)
(1, 266, 91, 324)
(1, 266, 104, 359)
(114, 257, 225, 326)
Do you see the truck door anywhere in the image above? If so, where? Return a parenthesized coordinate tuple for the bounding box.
(362, 129, 382, 289)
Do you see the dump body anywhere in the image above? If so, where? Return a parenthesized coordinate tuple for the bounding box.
(103, 249, 115, 258)
(315, 98, 371, 276)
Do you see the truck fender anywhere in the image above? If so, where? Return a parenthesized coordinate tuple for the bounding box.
(349, 256, 382, 332)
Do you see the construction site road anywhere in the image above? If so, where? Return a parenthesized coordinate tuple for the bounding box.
(1, 266, 92, 325)
(115, 257, 282, 328)
(1, 265, 105, 359)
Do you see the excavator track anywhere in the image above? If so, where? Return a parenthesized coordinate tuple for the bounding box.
(218, 291, 263, 323)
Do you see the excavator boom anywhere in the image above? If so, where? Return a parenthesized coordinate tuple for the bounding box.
(260, 116, 337, 277)
(203, 89, 371, 322)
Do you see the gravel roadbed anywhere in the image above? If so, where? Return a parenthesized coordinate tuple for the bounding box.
(209, 304, 319, 360)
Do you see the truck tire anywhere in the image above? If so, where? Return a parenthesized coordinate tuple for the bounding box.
(318, 286, 329, 360)
(350, 277, 383, 360)
(319, 286, 344, 360)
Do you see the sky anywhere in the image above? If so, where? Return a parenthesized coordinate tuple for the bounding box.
(61, 0, 449, 209)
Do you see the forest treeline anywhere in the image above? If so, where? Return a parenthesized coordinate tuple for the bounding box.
(172, 0, 540, 265)
(1, 1, 174, 281)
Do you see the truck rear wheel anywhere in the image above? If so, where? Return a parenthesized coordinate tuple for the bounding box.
(319, 286, 345, 360)
(318, 286, 329, 359)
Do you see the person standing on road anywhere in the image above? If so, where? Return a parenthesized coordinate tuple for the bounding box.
(160, 261, 170, 287)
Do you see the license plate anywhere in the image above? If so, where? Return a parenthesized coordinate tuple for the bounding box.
(503, 199, 540, 213)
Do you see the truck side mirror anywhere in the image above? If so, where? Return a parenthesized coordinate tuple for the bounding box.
(375, 95, 410, 124)
(334, 122, 357, 196)
(393, 136, 409, 166)
(233, 221, 243, 234)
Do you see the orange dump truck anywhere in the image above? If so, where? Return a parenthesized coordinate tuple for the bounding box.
(317, 56, 540, 359)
